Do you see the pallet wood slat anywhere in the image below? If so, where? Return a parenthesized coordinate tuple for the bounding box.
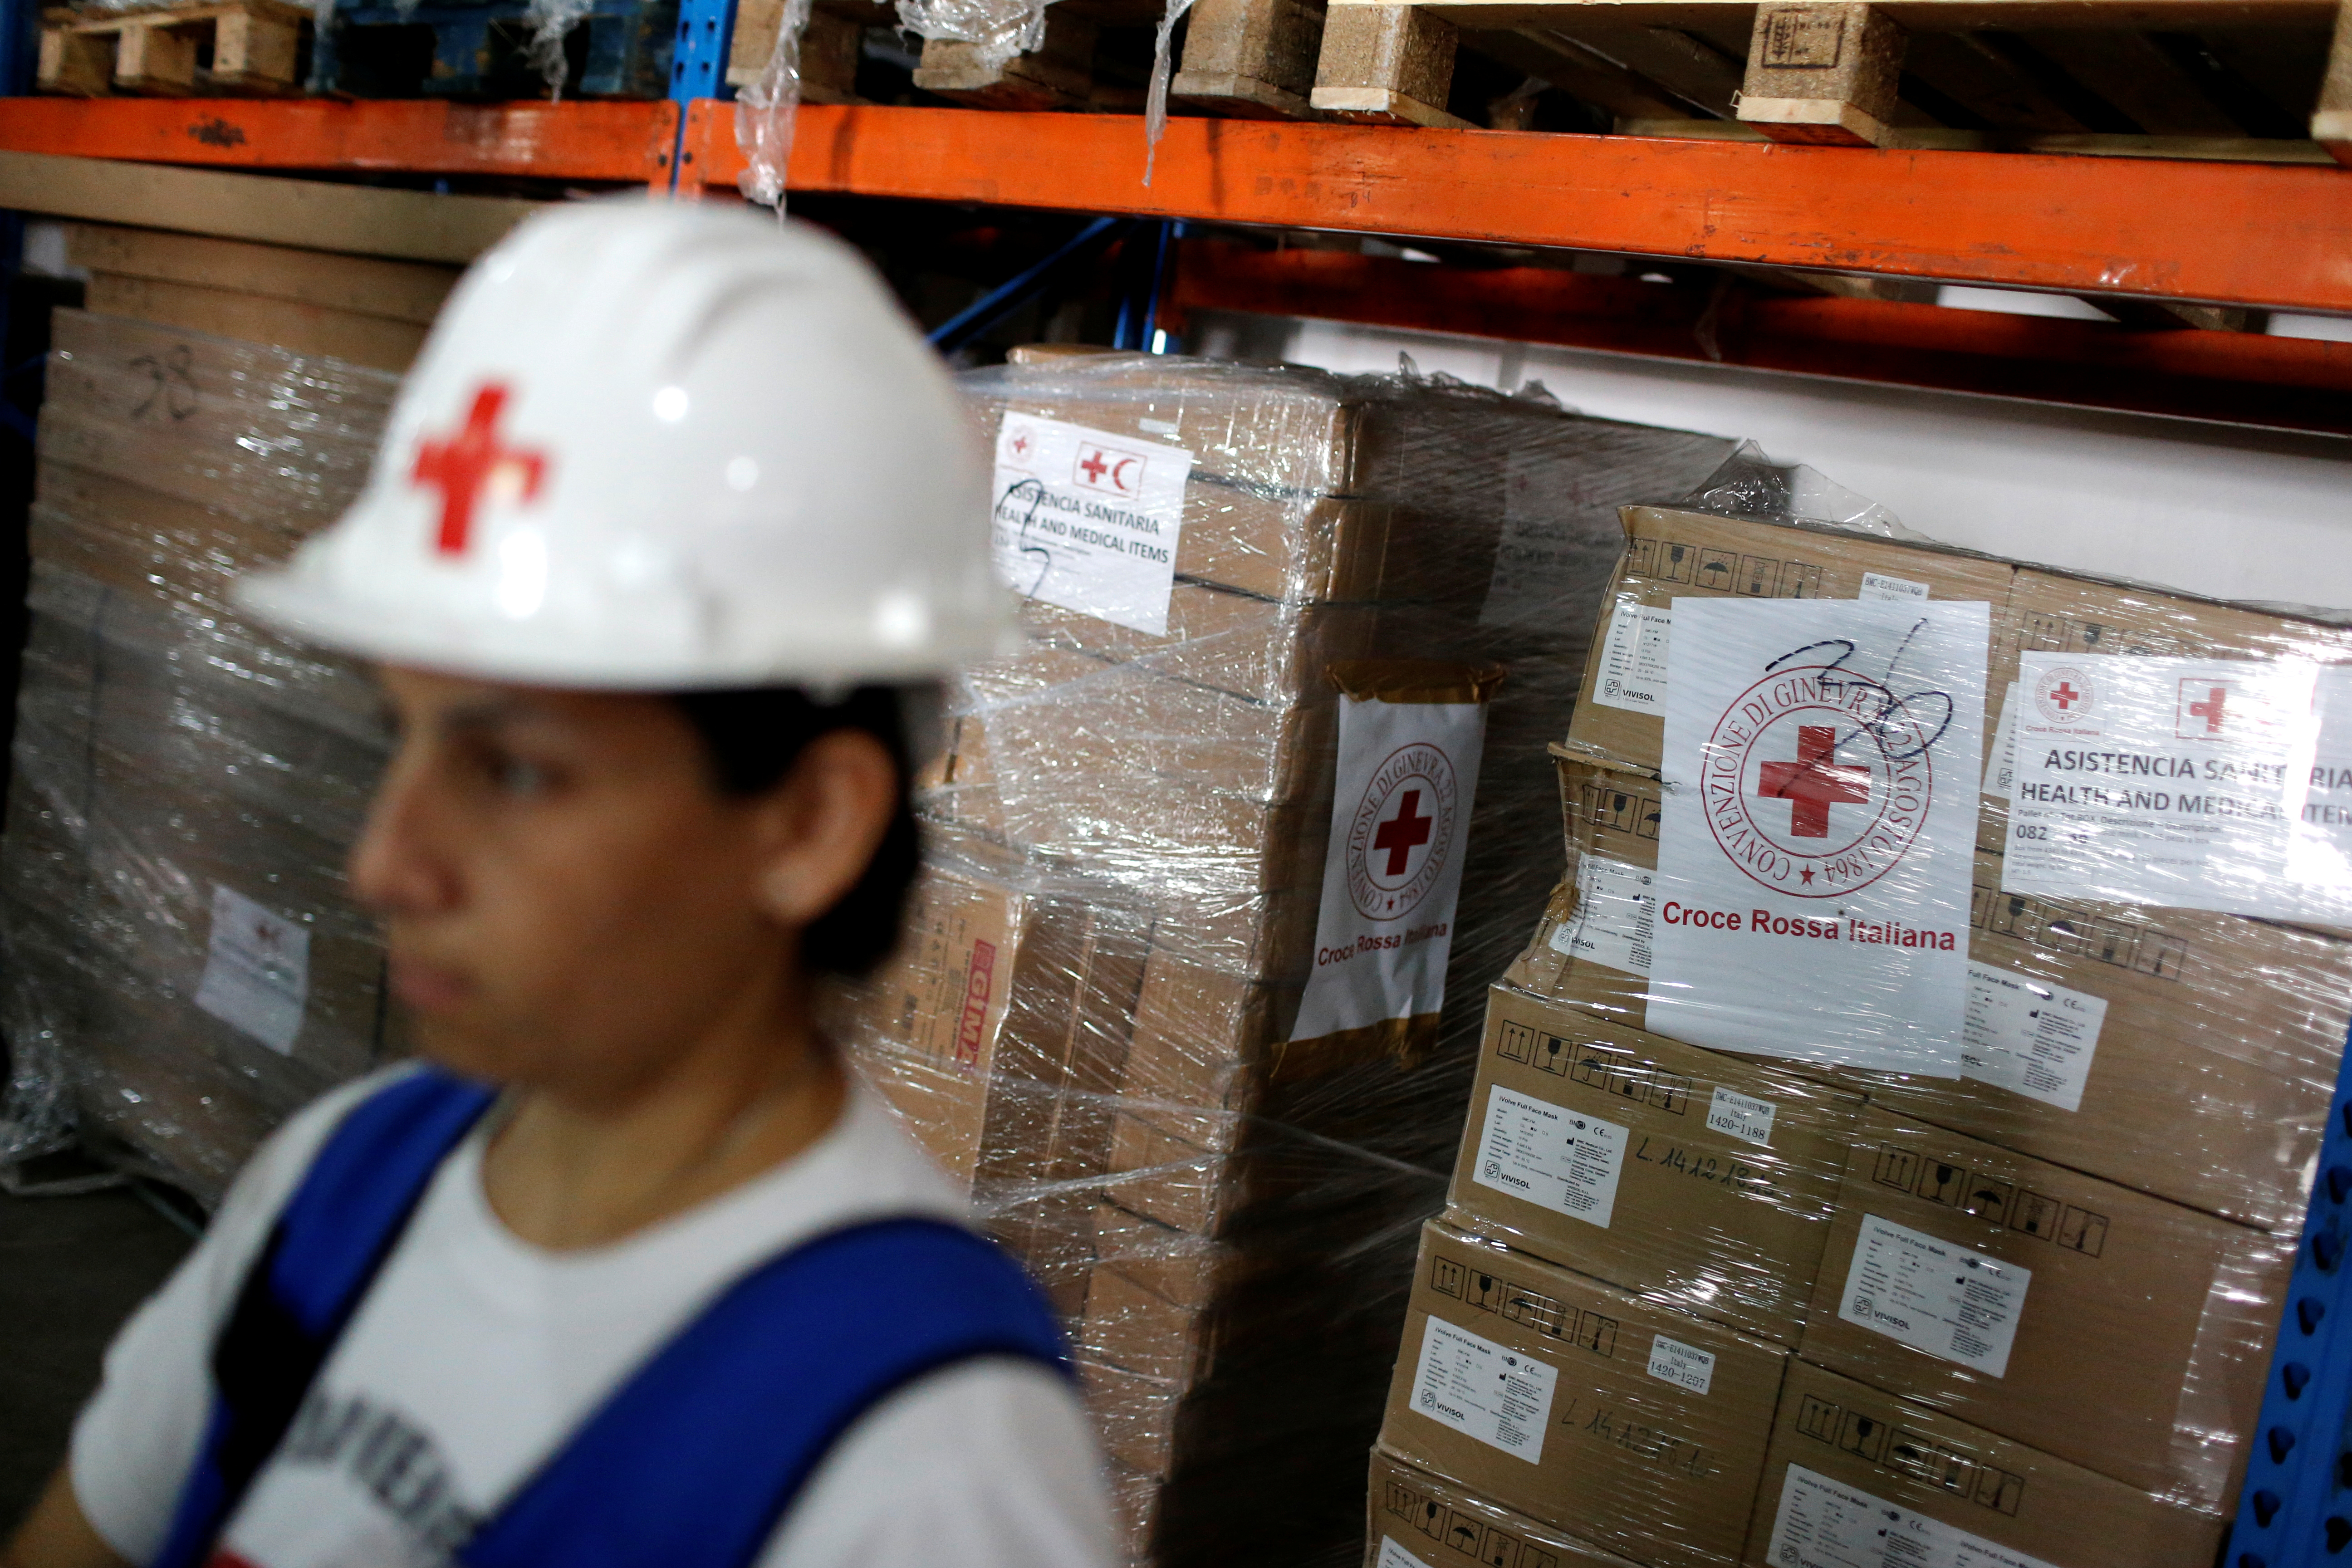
(1310, 1, 1472, 124)
(1734, 0, 1906, 145)
(38, 0, 310, 96)
(2318, 0, 2351, 160)
(1171, 0, 1328, 118)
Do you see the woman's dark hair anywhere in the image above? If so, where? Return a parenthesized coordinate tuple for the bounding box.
(668, 685, 921, 978)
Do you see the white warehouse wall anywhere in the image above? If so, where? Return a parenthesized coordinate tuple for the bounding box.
(1194, 312, 2352, 613)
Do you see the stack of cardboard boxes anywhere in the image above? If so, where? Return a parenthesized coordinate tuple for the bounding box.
(831, 349, 1732, 1565)
(1, 222, 446, 1196)
(1367, 496, 2352, 1566)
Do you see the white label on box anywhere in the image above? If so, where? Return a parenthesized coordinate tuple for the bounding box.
(1547, 852, 1655, 975)
(1838, 1213, 2030, 1377)
(2287, 666, 2352, 916)
(1982, 681, 2020, 801)
(1767, 1465, 2058, 1568)
(990, 414, 1194, 637)
(1592, 603, 1672, 715)
(1705, 1085, 1778, 1146)
(1645, 1333, 1717, 1396)
(1408, 1314, 1559, 1463)
(1472, 1085, 1628, 1228)
(2002, 652, 2320, 917)
(1962, 961, 2107, 1113)
(1859, 572, 1931, 603)
(1291, 693, 1489, 1047)
(1375, 1540, 1435, 1568)
(1649, 598, 1989, 1076)
(194, 884, 309, 1056)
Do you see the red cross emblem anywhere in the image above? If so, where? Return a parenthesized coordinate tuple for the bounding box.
(2190, 685, 2228, 733)
(1008, 428, 1033, 459)
(1078, 449, 1111, 484)
(1373, 789, 1434, 876)
(1757, 724, 1871, 838)
(412, 383, 548, 556)
(2049, 681, 2080, 710)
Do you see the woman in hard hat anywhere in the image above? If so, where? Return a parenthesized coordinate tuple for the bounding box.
(4, 202, 1113, 1568)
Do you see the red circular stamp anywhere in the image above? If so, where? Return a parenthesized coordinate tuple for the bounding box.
(2033, 665, 2096, 725)
(1700, 666, 1936, 899)
(1346, 741, 1459, 921)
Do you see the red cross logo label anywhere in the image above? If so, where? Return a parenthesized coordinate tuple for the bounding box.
(1373, 789, 1435, 875)
(1757, 724, 1871, 839)
(412, 383, 549, 557)
(2177, 679, 2236, 738)
(1345, 743, 1460, 921)
(2033, 665, 2097, 727)
(1071, 441, 1145, 497)
(1701, 665, 1934, 899)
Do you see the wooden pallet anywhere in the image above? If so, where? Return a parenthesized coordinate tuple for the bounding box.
(39, 0, 309, 95)
(1288, 0, 2349, 163)
(1112, 0, 2349, 167)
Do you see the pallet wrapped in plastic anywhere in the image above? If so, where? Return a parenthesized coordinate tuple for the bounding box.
(840, 348, 1733, 1566)
(1493, 451, 2343, 1534)
(0, 309, 400, 1200)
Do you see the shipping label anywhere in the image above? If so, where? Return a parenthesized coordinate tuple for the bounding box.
(1376, 1540, 1436, 1568)
(1472, 1085, 1628, 1228)
(1645, 1334, 1717, 1396)
(194, 884, 310, 1056)
(990, 414, 1193, 636)
(1291, 693, 1489, 1046)
(1837, 1214, 2030, 1377)
(1408, 1315, 1560, 1463)
(1860, 572, 1931, 603)
(1962, 962, 2106, 1113)
(1766, 1465, 2057, 1568)
(1705, 1085, 1778, 1146)
(1592, 602, 1672, 716)
(2002, 652, 2321, 917)
(1547, 852, 1655, 975)
(1649, 599, 1989, 1075)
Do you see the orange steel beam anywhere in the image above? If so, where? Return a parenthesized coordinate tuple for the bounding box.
(0, 97, 673, 182)
(678, 99, 2352, 314)
(1167, 240, 2352, 435)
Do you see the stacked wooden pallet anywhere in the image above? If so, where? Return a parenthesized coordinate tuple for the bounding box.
(39, 0, 309, 95)
(867, 0, 2352, 165)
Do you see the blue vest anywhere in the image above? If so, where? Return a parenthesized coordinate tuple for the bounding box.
(152, 1068, 1071, 1568)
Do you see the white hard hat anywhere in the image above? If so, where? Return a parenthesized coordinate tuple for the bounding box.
(235, 198, 1013, 689)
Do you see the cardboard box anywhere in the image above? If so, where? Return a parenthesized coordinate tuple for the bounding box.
(1368, 1448, 1642, 1568)
(1511, 751, 2349, 1231)
(1380, 1219, 1788, 1568)
(1869, 857, 2351, 1230)
(1448, 986, 1864, 1346)
(832, 835, 1149, 1196)
(1562, 506, 2015, 775)
(1019, 585, 1381, 706)
(1744, 1361, 2225, 1568)
(41, 309, 397, 529)
(1797, 1108, 2289, 1508)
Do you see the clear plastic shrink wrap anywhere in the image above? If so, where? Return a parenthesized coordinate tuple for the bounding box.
(828, 349, 1732, 1567)
(1, 310, 401, 1200)
(1476, 453, 2345, 1555)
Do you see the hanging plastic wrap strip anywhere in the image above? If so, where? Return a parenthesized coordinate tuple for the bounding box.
(735, 0, 816, 209)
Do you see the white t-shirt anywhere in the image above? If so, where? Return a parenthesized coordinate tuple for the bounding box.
(72, 1068, 1115, 1568)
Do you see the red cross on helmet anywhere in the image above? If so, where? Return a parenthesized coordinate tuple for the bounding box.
(233, 198, 1014, 688)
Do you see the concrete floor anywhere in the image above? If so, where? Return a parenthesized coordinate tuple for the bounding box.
(0, 1186, 191, 1534)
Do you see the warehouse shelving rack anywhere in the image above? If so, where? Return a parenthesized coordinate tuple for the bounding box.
(2, 0, 2352, 1551)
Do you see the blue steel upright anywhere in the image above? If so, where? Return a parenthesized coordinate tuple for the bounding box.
(2228, 1019, 2352, 1567)
(668, 0, 737, 102)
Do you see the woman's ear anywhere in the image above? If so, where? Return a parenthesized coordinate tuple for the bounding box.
(753, 730, 900, 928)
